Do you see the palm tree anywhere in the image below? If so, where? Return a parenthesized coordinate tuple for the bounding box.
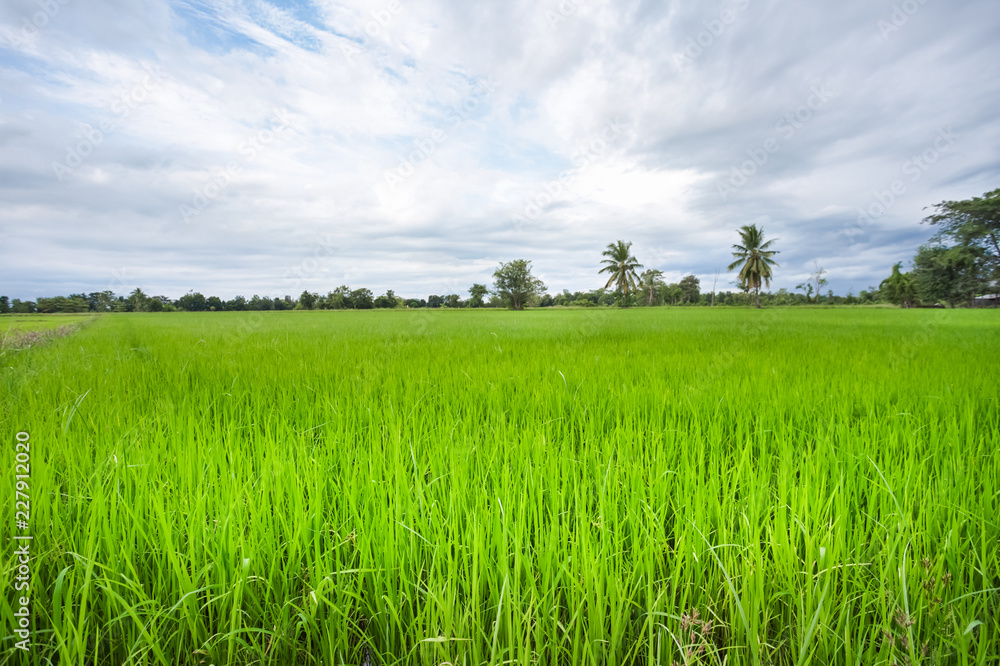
(727, 224, 779, 308)
(639, 269, 664, 306)
(599, 240, 643, 307)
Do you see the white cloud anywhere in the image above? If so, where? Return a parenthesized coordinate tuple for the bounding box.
(1, 0, 999, 299)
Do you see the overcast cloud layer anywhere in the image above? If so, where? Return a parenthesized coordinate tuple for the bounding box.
(1, 0, 999, 300)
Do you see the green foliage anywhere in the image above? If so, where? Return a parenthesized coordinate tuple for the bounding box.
(492, 259, 546, 310)
(678, 275, 700, 304)
(351, 288, 375, 309)
(880, 262, 919, 308)
(660, 282, 683, 305)
(924, 187, 1000, 286)
(598, 240, 643, 306)
(638, 270, 664, 306)
(35, 295, 89, 313)
(176, 291, 208, 312)
(227, 295, 248, 311)
(727, 224, 779, 308)
(299, 290, 318, 310)
(797, 266, 828, 304)
(468, 283, 489, 308)
(374, 290, 399, 309)
(1, 310, 996, 665)
(912, 244, 987, 308)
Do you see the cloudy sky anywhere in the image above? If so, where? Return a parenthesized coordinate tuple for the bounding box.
(1, 0, 998, 300)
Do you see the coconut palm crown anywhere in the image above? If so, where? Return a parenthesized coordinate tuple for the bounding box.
(727, 224, 779, 308)
(599, 240, 644, 306)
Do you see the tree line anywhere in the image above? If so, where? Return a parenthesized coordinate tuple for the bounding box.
(0, 274, 885, 314)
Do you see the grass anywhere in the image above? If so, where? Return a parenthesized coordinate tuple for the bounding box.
(1, 308, 998, 665)
(0, 314, 96, 333)
(0, 314, 97, 352)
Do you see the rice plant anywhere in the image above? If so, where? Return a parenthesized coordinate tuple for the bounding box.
(1, 309, 997, 665)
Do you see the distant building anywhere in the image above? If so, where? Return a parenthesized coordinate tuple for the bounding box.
(973, 293, 999, 308)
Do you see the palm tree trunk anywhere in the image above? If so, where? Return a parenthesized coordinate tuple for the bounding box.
(755, 287, 761, 308)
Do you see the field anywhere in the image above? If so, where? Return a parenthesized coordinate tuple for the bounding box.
(0, 314, 96, 333)
(1, 309, 998, 665)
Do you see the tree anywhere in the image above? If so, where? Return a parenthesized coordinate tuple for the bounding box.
(227, 295, 248, 311)
(638, 270, 664, 306)
(468, 283, 489, 308)
(727, 224, 779, 308)
(598, 240, 643, 307)
(374, 290, 398, 308)
(298, 290, 317, 310)
(912, 244, 985, 307)
(858, 286, 879, 304)
(444, 294, 462, 308)
(773, 288, 793, 306)
(427, 294, 444, 308)
(248, 295, 274, 311)
(660, 283, 683, 305)
(176, 291, 207, 312)
(351, 288, 374, 309)
(924, 187, 1000, 290)
(678, 275, 700, 304)
(326, 286, 351, 309)
(0, 296, 9, 314)
(879, 262, 918, 308)
(492, 259, 546, 310)
(799, 265, 828, 303)
(87, 291, 116, 312)
(129, 288, 152, 312)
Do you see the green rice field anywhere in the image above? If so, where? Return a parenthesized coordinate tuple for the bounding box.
(2, 309, 998, 665)
(0, 314, 95, 333)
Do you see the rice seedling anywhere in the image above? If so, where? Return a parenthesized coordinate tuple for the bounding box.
(1, 308, 997, 665)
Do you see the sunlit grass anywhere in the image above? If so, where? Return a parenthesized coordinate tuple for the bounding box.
(0, 314, 96, 333)
(1, 309, 997, 665)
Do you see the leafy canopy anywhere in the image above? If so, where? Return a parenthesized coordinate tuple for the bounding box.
(727, 224, 779, 307)
(923, 187, 1000, 291)
(879, 261, 918, 308)
(598, 240, 643, 306)
(492, 260, 546, 310)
